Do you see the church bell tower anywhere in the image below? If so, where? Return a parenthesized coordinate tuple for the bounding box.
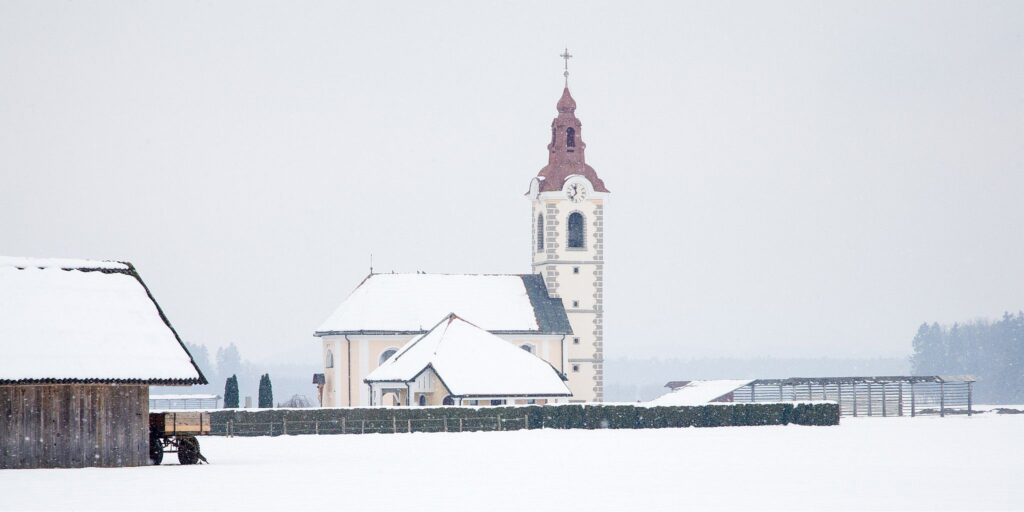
(527, 50, 609, 402)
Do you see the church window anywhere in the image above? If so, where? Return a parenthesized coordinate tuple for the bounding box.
(566, 127, 576, 148)
(520, 344, 534, 354)
(442, 395, 455, 406)
(573, 266, 580, 274)
(567, 212, 585, 249)
(325, 350, 334, 369)
(536, 214, 544, 252)
(572, 364, 580, 373)
(418, 395, 427, 407)
(572, 300, 579, 308)
(379, 348, 398, 366)
(573, 337, 580, 345)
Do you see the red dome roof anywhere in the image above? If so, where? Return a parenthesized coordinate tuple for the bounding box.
(530, 86, 609, 194)
(556, 87, 577, 113)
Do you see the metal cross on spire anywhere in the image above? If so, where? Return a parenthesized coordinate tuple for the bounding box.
(560, 47, 573, 86)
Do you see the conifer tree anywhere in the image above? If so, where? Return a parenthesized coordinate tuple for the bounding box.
(224, 374, 239, 408)
(258, 373, 273, 408)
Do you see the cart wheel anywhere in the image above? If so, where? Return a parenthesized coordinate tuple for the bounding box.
(149, 436, 164, 465)
(177, 436, 200, 465)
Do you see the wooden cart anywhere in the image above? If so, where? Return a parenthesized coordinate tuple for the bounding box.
(149, 411, 210, 465)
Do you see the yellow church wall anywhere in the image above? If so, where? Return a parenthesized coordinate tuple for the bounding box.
(354, 336, 417, 406)
(320, 334, 416, 407)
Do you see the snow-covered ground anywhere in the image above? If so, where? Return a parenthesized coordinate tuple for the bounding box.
(2, 415, 1022, 511)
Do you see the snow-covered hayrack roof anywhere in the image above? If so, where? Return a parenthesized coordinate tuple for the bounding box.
(0, 256, 206, 385)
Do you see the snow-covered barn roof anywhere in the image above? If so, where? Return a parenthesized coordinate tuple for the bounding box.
(315, 273, 572, 335)
(0, 256, 206, 385)
(365, 314, 572, 398)
(649, 380, 754, 406)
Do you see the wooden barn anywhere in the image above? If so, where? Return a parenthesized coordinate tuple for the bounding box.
(0, 256, 205, 469)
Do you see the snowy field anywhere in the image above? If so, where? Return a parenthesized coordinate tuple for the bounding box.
(2, 414, 1022, 511)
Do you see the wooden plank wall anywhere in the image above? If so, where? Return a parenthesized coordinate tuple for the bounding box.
(0, 384, 148, 469)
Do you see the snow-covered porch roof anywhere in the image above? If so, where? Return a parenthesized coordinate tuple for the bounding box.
(0, 256, 206, 385)
(365, 313, 571, 399)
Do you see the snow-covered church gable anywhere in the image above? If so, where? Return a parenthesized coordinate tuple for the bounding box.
(365, 314, 571, 405)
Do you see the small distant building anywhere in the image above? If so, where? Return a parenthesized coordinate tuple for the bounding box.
(0, 257, 205, 469)
(150, 394, 221, 410)
(364, 313, 572, 406)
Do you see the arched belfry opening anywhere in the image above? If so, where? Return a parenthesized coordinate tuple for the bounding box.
(567, 212, 585, 249)
(566, 127, 576, 148)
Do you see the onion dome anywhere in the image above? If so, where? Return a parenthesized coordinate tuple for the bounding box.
(556, 87, 577, 113)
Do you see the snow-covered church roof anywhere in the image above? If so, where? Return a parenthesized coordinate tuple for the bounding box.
(0, 256, 206, 385)
(315, 273, 572, 335)
(365, 313, 571, 398)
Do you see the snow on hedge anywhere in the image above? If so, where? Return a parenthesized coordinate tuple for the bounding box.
(366, 314, 571, 397)
(0, 257, 202, 383)
(316, 273, 540, 333)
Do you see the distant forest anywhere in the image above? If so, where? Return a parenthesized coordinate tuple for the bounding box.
(912, 312, 1024, 404)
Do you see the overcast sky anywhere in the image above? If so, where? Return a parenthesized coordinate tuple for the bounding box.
(2, 1, 1021, 365)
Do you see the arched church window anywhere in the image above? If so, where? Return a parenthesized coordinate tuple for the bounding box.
(325, 350, 334, 369)
(442, 395, 455, 406)
(567, 212, 585, 249)
(418, 395, 427, 406)
(536, 214, 544, 252)
(566, 127, 576, 147)
(379, 348, 398, 366)
(520, 344, 534, 354)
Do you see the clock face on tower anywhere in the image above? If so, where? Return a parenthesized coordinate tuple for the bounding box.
(567, 183, 587, 203)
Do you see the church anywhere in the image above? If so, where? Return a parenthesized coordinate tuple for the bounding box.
(314, 64, 609, 406)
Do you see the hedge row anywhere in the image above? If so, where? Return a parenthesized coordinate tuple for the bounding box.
(208, 402, 839, 436)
